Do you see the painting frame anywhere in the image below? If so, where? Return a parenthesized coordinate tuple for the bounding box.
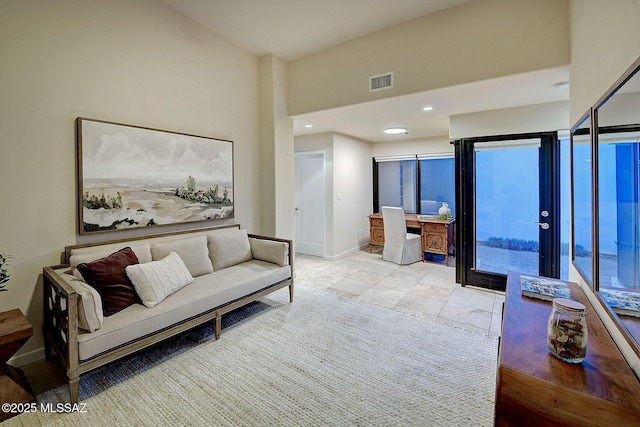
(76, 117, 234, 235)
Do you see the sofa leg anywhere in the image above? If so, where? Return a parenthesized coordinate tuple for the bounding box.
(289, 284, 294, 302)
(68, 377, 79, 404)
(214, 312, 221, 340)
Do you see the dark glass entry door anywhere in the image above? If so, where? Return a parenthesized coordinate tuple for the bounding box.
(454, 132, 560, 291)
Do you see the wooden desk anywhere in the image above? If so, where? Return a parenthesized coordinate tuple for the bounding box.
(368, 213, 455, 265)
(495, 273, 640, 426)
(0, 309, 35, 421)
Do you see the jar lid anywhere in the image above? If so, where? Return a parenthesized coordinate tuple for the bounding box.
(553, 298, 586, 312)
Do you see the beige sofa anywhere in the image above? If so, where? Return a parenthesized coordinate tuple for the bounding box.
(43, 225, 294, 404)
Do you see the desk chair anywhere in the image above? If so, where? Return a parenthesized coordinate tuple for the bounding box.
(381, 206, 423, 265)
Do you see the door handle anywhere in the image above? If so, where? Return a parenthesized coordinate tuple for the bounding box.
(535, 222, 550, 230)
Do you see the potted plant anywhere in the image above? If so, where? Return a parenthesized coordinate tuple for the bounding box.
(0, 252, 12, 292)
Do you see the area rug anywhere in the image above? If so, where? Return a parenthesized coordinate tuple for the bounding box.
(7, 286, 498, 426)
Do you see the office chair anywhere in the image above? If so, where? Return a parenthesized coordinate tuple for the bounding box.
(381, 206, 423, 265)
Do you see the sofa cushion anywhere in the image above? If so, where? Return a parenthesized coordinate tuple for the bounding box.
(77, 260, 291, 360)
(126, 252, 194, 308)
(56, 270, 104, 332)
(69, 244, 152, 279)
(208, 228, 252, 270)
(151, 236, 213, 277)
(77, 247, 140, 316)
(249, 238, 289, 267)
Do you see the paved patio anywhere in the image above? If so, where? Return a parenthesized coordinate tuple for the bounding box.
(476, 245, 618, 284)
(475, 245, 540, 276)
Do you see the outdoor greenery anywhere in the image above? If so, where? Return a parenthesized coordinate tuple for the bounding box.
(563, 242, 591, 257)
(480, 237, 591, 256)
(481, 237, 538, 252)
(0, 252, 12, 292)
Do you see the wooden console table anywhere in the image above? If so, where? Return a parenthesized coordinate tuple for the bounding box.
(0, 309, 35, 421)
(368, 213, 455, 265)
(495, 273, 640, 426)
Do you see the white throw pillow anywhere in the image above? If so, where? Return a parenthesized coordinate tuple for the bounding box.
(207, 228, 252, 270)
(60, 273, 103, 332)
(249, 238, 289, 267)
(126, 252, 194, 308)
(151, 236, 213, 277)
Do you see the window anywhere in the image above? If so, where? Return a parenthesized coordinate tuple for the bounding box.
(374, 155, 455, 215)
(560, 135, 571, 280)
(597, 130, 640, 291)
(419, 156, 455, 216)
(571, 118, 593, 284)
(376, 158, 417, 213)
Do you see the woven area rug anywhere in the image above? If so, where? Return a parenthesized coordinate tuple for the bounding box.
(8, 285, 498, 426)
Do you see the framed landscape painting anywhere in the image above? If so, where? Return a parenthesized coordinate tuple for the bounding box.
(76, 117, 234, 234)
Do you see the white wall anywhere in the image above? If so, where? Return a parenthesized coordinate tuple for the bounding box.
(569, 0, 640, 125)
(289, 0, 569, 116)
(333, 134, 373, 257)
(450, 101, 569, 139)
(294, 133, 335, 256)
(259, 54, 295, 240)
(0, 0, 260, 363)
(371, 136, 453, 158)
(259, 57, 277, 236)
(597, 92, 640, 128)
(294, 133, 372, 259)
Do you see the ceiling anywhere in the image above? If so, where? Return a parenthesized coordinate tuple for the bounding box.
(161, 0, 570, 142)
(292, 67, 569, 141)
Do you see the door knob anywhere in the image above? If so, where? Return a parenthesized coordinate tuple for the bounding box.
(535, 222, 550, 230)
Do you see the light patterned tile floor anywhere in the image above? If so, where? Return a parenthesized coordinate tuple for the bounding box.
(295, 247, 505, 338)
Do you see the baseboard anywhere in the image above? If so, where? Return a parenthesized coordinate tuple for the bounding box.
(323, 244, 370, 261)
(10, 347, 46, 367)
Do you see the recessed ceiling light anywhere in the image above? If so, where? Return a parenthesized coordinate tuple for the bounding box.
(304, 124, 313, 128)
(554, 81, 569, 89)
(422, 106, 433, 111)
(384, 127, 408, 135)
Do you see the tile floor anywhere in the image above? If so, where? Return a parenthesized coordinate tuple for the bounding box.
(295, 247, 505, 338)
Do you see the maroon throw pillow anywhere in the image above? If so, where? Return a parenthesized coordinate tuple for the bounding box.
(77, 247, 140, 316)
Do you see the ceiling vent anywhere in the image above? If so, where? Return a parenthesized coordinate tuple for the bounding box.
(369, 72, 394, 92)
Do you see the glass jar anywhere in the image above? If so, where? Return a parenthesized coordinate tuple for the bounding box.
(547, 298, 588, 363)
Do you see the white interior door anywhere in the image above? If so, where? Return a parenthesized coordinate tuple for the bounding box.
(295, 152, 326, 256)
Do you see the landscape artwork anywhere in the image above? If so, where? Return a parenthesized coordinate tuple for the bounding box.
(77, 118, 233, 234)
